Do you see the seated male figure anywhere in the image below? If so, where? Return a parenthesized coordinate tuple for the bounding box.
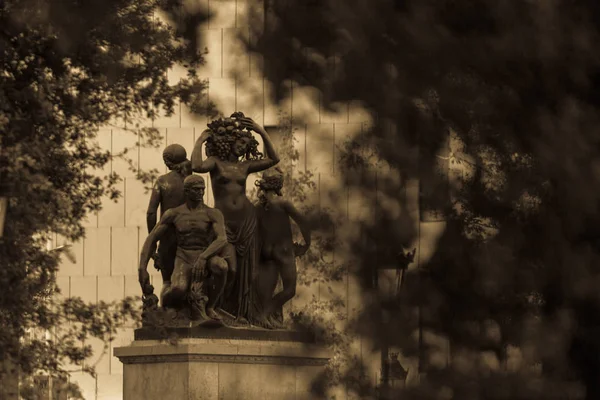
(138, 175, 230, 320)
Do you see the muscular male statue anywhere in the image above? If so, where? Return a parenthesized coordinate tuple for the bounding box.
(146, 144, 192, 301)
(139, 175, 229, 320)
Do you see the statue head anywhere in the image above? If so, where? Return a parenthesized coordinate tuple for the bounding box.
(205, 113, 263, 162)
(183, 175, 206, 202)
(163, 144, 187, 168)
(163, 144, 191, 177)
(232, 135, 254, 158)
(255, 167, 284, 202)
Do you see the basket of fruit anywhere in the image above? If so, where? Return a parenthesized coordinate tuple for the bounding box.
(205, 112, 262, 161)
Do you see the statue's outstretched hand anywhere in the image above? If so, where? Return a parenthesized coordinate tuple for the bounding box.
(192, 257, 207, 282)
(293, 242, 309, 257)
(151, 252, 162, 271)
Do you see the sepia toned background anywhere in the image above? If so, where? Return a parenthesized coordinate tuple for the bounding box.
(52, 2, 461, 398)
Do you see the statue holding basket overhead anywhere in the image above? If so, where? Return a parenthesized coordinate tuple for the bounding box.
(191, 112, 280, 324)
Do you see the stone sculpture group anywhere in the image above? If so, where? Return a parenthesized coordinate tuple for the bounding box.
(138, 112, 311, 330)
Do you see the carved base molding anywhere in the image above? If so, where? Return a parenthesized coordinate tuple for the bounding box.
(118, 353, 328, 366)
(114, 338, 332, 400)
(134, 325, 316, 343)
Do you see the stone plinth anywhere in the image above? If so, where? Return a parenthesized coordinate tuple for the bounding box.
(114, 330, 332, 400)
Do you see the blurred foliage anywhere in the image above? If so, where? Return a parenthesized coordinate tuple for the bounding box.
(241, 0, 600, 399)
(267, 112, 360, 393)
(0, 0, 214, 395)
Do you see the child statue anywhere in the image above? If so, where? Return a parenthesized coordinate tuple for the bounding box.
(254, 167, 311, 328)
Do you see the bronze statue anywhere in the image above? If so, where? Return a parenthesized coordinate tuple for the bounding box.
(191, 112, 280, 324)
(146, 144, 192, 303)
(254, 167, 311, 328)
(139, 175, 229, 321)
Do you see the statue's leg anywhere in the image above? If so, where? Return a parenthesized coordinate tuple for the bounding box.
(206, 256, 228, 320)
(158, 235, 177, 282)
(255, 259, 279, 318)
(269, 255, 296, 315)
(162, 258, 190, 309)
(220, 243, 237, 299)
(158, 236, 176, 306)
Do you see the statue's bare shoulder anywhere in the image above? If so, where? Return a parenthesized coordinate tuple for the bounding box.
(277, 197, 297, 212)
(206, 206, 225, 221)
(159, 208, 178, 223)
(157, 173, 169, 184)
(262, 196, 288, 211)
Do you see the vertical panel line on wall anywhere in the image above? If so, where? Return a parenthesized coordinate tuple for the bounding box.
(137, 226, 141, 266)
(137, 133, 142, 179)
(345, 175, 349, 321)
(318, 93, 322, 123)
(123, 178, 127, 227)
(317, 173, 321, 214)
(234, 0, 238, 28)
(247, 27, 251, 78)
(108, 326, 112, 375)
(221, 29, 224, 78)
(375, 169, 379, 276)
(290, 81, 293, 120)
(317, 173, 321, 301)
(332, 123, 336, 175)
(110, 129, 114, 174)
(82, 236, 86, 276)
(304, 124, 307, 172)
(94, 366, 99, 399)
(109, 227, 113, 276)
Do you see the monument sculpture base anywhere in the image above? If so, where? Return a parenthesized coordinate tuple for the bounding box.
(114, 329, 332, 400)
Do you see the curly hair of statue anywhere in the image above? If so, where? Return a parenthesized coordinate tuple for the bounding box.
(255, 174, 284, 196)
(255, 169, 284, 209)
(205, 112, 264, 161)
(171, 160, 190, 176)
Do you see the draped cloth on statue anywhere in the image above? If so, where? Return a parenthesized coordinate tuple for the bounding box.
(222, 207, 260, 322)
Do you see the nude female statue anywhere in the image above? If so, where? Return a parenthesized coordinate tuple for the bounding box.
(191, 112, 280, 323)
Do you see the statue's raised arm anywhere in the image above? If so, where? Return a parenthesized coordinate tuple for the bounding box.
(238, 116, 280, 173)
(191, 129, 217, 173)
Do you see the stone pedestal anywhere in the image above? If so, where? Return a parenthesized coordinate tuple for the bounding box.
(114, 328, 332, 400)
